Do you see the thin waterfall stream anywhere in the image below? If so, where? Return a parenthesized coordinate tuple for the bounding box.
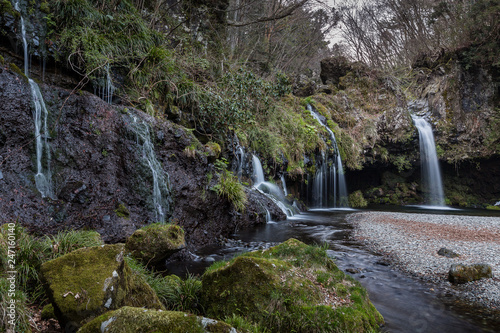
(412, 116, 446, 207)
(307, 104, 348, 208)
(14, 0, 53, 198)
(128, 115, 172, 222)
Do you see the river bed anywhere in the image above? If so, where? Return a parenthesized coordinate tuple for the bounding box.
(167, 208, 500, 332)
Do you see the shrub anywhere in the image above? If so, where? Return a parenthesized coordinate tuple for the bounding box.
(212, 169, 248, 212)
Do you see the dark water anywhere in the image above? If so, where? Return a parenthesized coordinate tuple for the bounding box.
(167, 208, 499, 332)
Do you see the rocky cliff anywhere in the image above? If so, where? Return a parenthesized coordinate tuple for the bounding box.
(0, 64, 284, 247)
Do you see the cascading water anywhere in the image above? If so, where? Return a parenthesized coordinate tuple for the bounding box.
(307, 105, 348, 208)
(281, 174, 288, 197)
(14, 1, 53, 198)
(251, 155, 296, 217)
(128, 115, 172, 222)
(94, 65, 115, 104)
(412, 116, 446, 207)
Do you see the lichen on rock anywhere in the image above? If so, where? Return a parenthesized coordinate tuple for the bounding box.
(125, 223, 185, 265)
(201, 238, 383, 332)
(40, 244, 164, 329)
(77, 306, 236, 333)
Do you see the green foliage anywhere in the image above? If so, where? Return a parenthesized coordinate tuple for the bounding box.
(125, 256, 202, 314)
(195, 68, 292, 141)
(390, 155, 412, 172)
(212, 169, 248, 212)
(0, 224, 103, 310)
(0, 278, 33, 333)
(348, 190, 368, 208)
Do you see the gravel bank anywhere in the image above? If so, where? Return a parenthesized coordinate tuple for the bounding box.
(347, 211, 500, 310)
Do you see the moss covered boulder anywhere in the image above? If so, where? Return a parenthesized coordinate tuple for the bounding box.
(201, 238, 383, 332)
(40, 244, 164, 329)
(125, 223, 185, 265)
(77, 306, 236, 333)
(449, 263, 493, 284)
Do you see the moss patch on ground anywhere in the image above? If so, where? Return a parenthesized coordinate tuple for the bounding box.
(201, 238, 383, 332)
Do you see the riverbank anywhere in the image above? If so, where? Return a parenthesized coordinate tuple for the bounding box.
(347, 211, 500, 314)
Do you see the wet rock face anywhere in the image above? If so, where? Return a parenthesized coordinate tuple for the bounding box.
(0, 69, 270, 247)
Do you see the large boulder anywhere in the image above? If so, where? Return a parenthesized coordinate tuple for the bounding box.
(77, 307, 236, 333)
(448, 263, 493, 284)
(125, 223, 185, 265)
(201, 238, 383, 332)
(40, 244, 164, 330)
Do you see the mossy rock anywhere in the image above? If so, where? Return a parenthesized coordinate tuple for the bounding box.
(201, 239, 383, 332)
(41, 303, 56, 320)
(77, 306, 236, 333)
(41, 244, 164, 329)
(449, 263, 493, 284)
(125, 223, 185, 265)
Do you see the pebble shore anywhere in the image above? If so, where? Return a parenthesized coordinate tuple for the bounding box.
(347, 211, 500, 310)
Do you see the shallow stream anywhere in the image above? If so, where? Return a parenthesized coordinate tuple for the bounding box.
(167, 208, 500, 332)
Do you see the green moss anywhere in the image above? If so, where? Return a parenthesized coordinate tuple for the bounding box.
(486, 205, 500, 210)
(125, 223, 185, 265)
(41, 303, 55, 320)
(78, 307, 236, 333)
(0, 0, 19, 17)
(9, 63, 28, 82)
(201, 239, 383, 332)
(114, 203, 130, 219)
(40, 244, 164, 328)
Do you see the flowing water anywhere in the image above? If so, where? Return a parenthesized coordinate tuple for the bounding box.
(251, 155, 297, 217)
(128, 115, 172, 222)
(307, 105, 348, 208)
(412, 116, 446, 208)
(167, 209, 497, 332)
(14, 0, 53, 198)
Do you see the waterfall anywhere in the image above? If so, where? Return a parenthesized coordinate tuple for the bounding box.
(236, 146, 245, 180)
(412, 116, 446, 207)
(251, 155, 296, 217)
(307, 105, 348, 208)
(14, 1, 53, 198)
(94, 65, 115, 104)
(30, 79, 53, 198)
(281, 174, 288, 196)
(128, 115, 172, 222)
(251, 155, 265, 185)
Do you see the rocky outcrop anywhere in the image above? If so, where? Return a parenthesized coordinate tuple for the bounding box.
(78, 306, 237, 333)
(40, 244, 164, 330)
(201, 239, 384, 332)
(0, 66, 284, 247)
